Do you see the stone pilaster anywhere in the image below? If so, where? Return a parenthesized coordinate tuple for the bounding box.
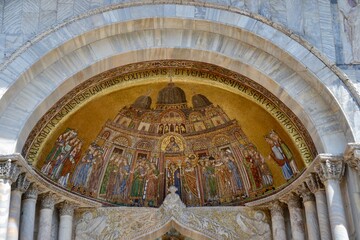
(58, 201, 75, 240)
(269, 200, 286, 240)
(284, 193, 305, 240)
(38, 193, 56, 240)
(19, 183, 38, 240)
(317, 156, 349, 240)
(0, 159, 20, 240)
(298, 183, 320, 240)
(7, 173, 30, 240)
(305, 173, 332, 240)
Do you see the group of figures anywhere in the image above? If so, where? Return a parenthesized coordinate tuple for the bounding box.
(166, 146, 275, 206)
(265, 130, 299, 180)
(39, 127, 301, 206)
(41, 128, 105, 191)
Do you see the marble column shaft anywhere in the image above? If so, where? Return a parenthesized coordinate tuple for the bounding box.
(269, 201, 287, 240)
(301, 192, 320, 240)
(318, 158, 349, 240)
(19, 184, 38, 240)
(7, 174, 30, 240)
(287, 194, 305, 240)
(58, 202, 74, 240)
(324, 179, 349, 240)
(0, 160, 20, 240)
(38, 193, 56, 240)
(314, 190, 332, 240)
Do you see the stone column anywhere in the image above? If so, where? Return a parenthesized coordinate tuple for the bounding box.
(306, 173, 332, 240)
(269, 200, 287, 240)
(298, 183, 320, 240)
(317, 157, 349, 240)
(285, 193, 305, 240)
(344, 143, 360, 240)
(58, 201, 75, 240)
(38, 193, 56, 240)
(0, 159, 20, 240)
(7, 173, 30, 240)
(19, 183, 38, 240)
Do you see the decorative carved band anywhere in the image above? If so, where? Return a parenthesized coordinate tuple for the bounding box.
(59, 201, 75, 217)
(317, 157, 345, 182)
(24, 183, 38, 200)
(41, 193, 56, 210)
(0, 159, 21, 183)
(11, 173, 30, 192)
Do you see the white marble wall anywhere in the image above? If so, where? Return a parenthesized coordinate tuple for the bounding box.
(0, 0, 340, 63)
(0, 3, 357, 158)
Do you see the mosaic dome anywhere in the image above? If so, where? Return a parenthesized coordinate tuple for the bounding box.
(157, 82, 187, 106)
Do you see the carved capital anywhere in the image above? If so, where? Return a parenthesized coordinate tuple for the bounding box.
(269, 200, 284, 218)
(11, 173, 30, 192)
(283, 192, 301, 209)
(344, 143, 360, 172)
(41, 193, 56, 210)
(305, 173, 324, 193)
(316, 156, 345, 182)
(24, 183, 38, 200)
(59, 201, 75, 217)
(298, 183, 315, 203)
(0, 159, 21, 183)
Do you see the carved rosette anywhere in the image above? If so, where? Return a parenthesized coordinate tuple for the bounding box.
(298, 183, 315, 203)
(305, 173, 324, 193)
(269, 200, 284, 218)
(344, 143, 360, 172)
(24, 183, 38, 200)
(59, 201, 75, 217)
(41, 193, 56, 210)
(0, 159, 21, 183)
(317, 157, 345, 182)
(11, 173, 30, 192)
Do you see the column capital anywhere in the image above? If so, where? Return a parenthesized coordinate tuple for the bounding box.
(344, 143, 360, 172)
(58, 201, 75, 217)
(40, 193, 56, 210)
(24, 183, 38, 200)
(282, 192, 302, 209)
(0, 159, 21, 183)
(298, 183, 315, 203)
(305, 173, 325, 193)
(269, 200, 285, 217)
(315, 155, 345, 182)
(11, 173, 30, 192)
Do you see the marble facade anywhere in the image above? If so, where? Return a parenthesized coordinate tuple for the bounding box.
(0, 1, 359, 240)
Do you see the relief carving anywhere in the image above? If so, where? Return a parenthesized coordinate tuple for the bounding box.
(74, 187, 271, 240)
